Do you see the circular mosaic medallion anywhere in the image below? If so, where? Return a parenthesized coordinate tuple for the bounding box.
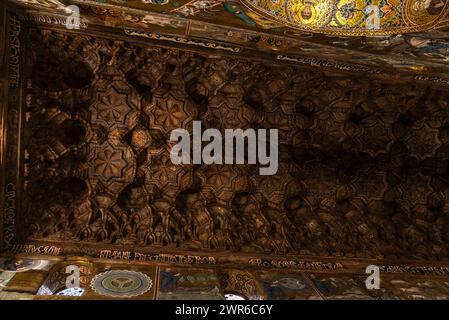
(405, 0, 446, 25)
(90, 270, 152, 298)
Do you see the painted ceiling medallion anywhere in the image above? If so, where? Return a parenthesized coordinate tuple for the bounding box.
(240, 0, 449, 35)
(90, 270, 153, 297)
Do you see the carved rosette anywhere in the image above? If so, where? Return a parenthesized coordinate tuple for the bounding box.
(90, 80, 140, 133)
(87, 140, 136, 195)
(143, 89, 197, 134)
(141, 147, 194, 198)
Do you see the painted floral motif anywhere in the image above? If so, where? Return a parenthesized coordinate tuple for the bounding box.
(340, 2, 357, 19)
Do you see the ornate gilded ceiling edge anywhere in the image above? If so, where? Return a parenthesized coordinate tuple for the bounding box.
(9, 0, 449, 81)
(64, 0, 326, 45)
(4, 241, 449, 277)
(69, 1, 449, 69)
(16, 8, 395, 80)
(240, 0, 449, 36)
(66, 1, 449, 83)
(123, 27, 408, 79)
(22, 11, 449, 86)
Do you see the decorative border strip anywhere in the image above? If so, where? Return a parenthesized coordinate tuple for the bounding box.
(2, 12, 21, 250)
(9, 243, 62, 256)
(0, 82, 5, 250)
(414, 74, 449, 85)
(276, 54, 382, 74)
(248, 258, 343, 271)
(124, 29, 242, 53)
(7, 243, 449, 276)
(100, 250, 218, 265)
(379, 265, 449, 276)
(8, 14, 20, 88)
(24, 12, 88, 29)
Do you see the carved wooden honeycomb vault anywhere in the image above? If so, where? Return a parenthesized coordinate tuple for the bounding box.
(18, 27, 449, 261)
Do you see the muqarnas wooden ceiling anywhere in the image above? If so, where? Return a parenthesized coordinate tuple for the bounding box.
(13, 26, 449, 259)
(2, 0, 449, 269)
